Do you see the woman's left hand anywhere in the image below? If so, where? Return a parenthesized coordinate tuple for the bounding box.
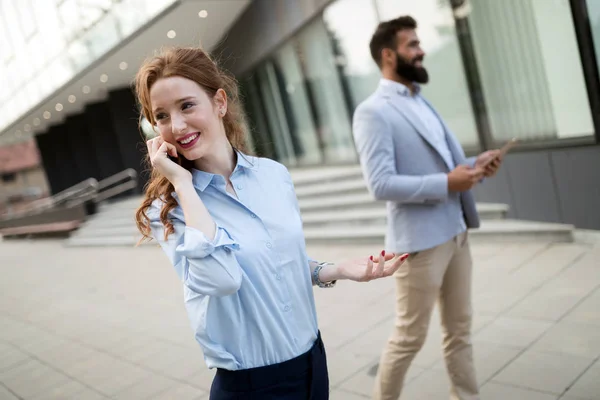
(335, 251, 409, 282)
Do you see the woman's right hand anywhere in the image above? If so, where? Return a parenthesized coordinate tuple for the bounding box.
(147, 137, 192, 187)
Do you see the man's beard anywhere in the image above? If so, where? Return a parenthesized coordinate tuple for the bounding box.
(395, 53, 429, 84)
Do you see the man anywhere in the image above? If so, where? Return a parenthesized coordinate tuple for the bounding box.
(352, 16, 502, 400)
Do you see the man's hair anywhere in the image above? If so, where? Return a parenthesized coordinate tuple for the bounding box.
(369, 16, 417, 68)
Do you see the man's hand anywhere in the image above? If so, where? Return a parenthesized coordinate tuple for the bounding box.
(448, 164, 484, 192)
(475, 149, 503, 177)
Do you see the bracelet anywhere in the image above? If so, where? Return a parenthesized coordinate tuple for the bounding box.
(313, 262, 337, 288)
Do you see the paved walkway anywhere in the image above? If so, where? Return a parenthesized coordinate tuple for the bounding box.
(1, 238, 600, 399)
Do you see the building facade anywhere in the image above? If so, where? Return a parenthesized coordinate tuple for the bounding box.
(1, 0, 600, 230)
(217, 0, 600, 230)
(0, 0, 250, 198)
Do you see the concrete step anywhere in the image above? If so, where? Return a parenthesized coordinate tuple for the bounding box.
(289, 165, 363, 187)
(302, 219, 575, 245)
(66, 219, 574, 247)
(294, 179, 367, 199)
(71, 202, 509, 240)
(302, 203, 508, 227)
(68, 225, 140, 239)
(299, 193, 378, 212)
(83, 215, 136, 229)
(297, 193, 510, 217)
(66, 235, 153, 247)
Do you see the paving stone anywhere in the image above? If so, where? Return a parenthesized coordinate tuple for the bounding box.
(473, 317, 553, 348)
(479, 382, 557, 400)
(491, 350, 592, 395)
(563, 359, 600, 399)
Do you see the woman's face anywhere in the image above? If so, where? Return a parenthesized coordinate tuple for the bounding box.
(149, 76, 227, 161)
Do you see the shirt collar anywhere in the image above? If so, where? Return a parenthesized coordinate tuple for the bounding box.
(379, 78, 421, 97)
(191, 150, 255, 192)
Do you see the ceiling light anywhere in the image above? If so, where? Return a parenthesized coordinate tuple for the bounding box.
(167, 30, 176, 39)
(68, 95, 77, 103)
(55, 103, 63, 111)
(119, 61, 128, 70)
(100, 74, 108, 83)
(199, 10, 208, 18)
(24, 124, 31, 132)
(43, 111, 51, 119)
(82, 85, 91, 94)
(33, 118, 40, 126)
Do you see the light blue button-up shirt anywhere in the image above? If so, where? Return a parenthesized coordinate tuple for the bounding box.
(148, 153, 319, 371)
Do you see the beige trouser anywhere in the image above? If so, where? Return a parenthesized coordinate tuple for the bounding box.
(373, 231, 479, 400)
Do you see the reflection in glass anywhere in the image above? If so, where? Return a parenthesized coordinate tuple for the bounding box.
(272, 43, 322, 165)
(67, 40, 91, 71)
(0, 0, 177, 134)
(296, 18, 356, 163)
(16, 0, 36, 38)
(57, 0, 81, 41)
(256, 63, 298, 166)
(84, 13, 121, 58)
(375, 0, 480, 148)
(323, 0, 381, 109)
(468, 0, 593, 141)
(240, 76, 277, 159)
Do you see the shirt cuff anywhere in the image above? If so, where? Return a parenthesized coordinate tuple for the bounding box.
(176, 225, 240, 258)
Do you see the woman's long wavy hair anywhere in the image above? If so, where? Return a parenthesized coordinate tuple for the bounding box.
(134, 46, 250, 243)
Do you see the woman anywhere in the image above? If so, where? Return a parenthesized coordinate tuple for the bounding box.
(134, 46, 408, 399)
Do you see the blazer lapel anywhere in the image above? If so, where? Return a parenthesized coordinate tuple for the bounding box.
(419, 96, 466, 166)
(380, 84, 454, 170)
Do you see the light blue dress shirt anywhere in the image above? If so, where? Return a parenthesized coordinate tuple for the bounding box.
(147, 152, 319, 371)
(380, 79, 467, 233)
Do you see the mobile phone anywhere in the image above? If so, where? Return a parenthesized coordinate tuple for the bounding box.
(481, 138, 518, 168)
(498, 137, 519, 157)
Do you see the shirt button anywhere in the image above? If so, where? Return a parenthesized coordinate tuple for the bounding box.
(276, 274, 281, 281)
(283, 305, 290, 312)
(266, 242, 272, 249)
(251, 214, 257, 219)
(236, 184, 243, 190)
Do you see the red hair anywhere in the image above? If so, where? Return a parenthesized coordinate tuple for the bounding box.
(134, 47, 250, 242)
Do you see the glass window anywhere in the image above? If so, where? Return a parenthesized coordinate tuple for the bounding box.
(256, 62, 299, 166)
(588, 0, 600, 68)
(83, 13, 120, 58)
(323, 0, 381, 110)
(67, 40, 91, 71)
(271, 42, 323, 165)
(57, 0, 82, 41)
(0, 15, 15, 62)
(240, 75, 277, 160)
(16, 0, 36, 38)
(28, 33, 46, 70)
(78, 0, 113, 29)
(296, 17, 357, 163)
(375, 0, 480, 148)
(113, 0, 150, 36)
(34, 0, 66, 60)
(5, 59, 18, 97)
(467, 0, 593, 141)
(47, 57, 73, 92)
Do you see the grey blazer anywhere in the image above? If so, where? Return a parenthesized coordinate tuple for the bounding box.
(352, 81, 480, 253)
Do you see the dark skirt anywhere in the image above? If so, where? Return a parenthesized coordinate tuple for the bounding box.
(209, 332, 329, 399)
